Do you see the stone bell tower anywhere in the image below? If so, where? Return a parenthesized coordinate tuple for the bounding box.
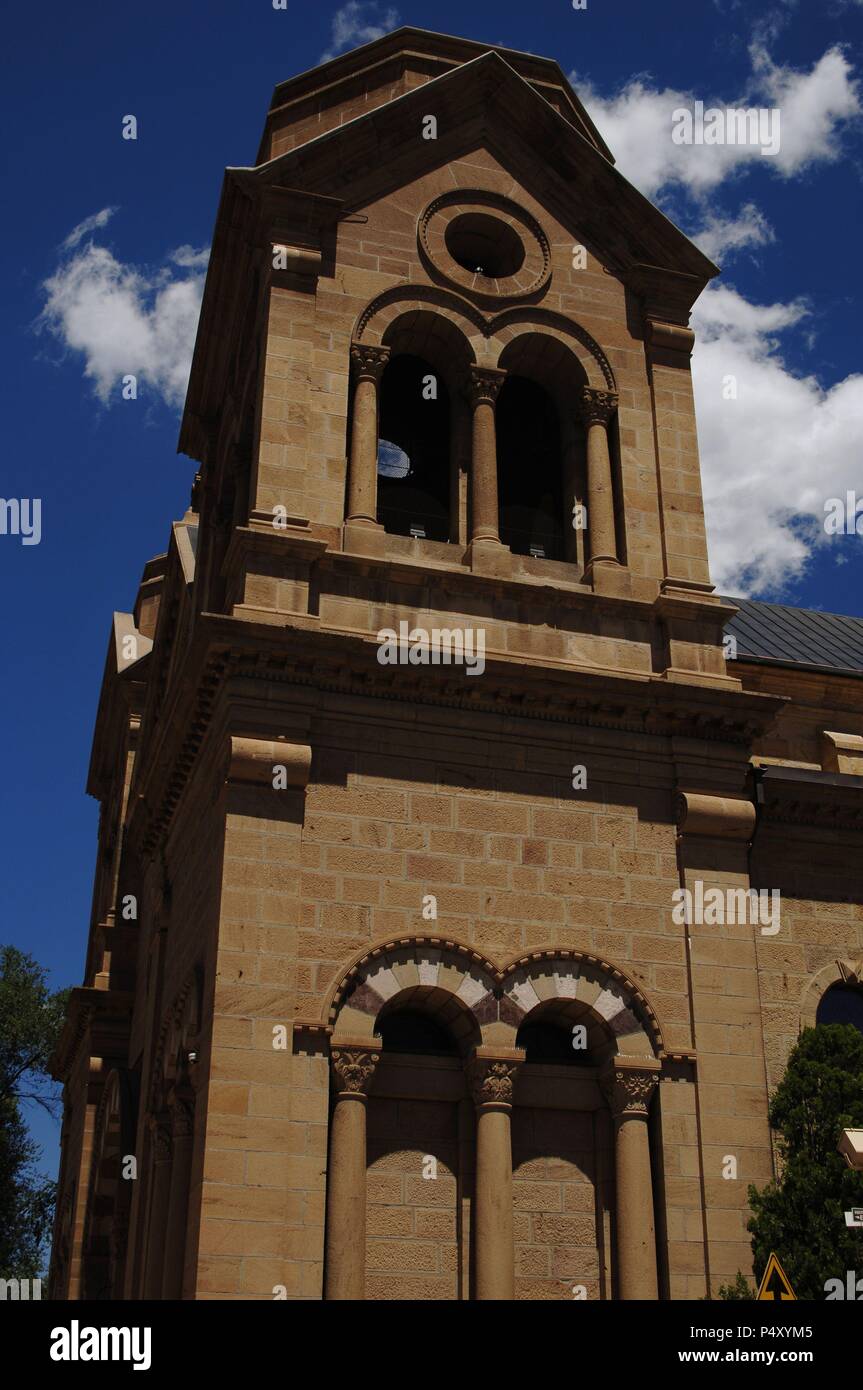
(51, 28, 790, 1303)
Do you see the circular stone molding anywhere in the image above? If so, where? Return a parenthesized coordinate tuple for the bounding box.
(419, 190, 551, 302)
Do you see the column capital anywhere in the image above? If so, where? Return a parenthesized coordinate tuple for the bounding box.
(601, 1060, 661, 1119)
(349, 342, 390, 382)
(168, 1087, 196, 1139)
(465, 365, 506, 407)
(467, 1047, 525, 1110)
(330, 1040, 382, 1097)
(149, 1109, 173, 1160)
(577, 386, 618, 427)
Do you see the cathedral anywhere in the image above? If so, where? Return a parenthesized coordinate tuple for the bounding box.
(49, 28, 863, 1301)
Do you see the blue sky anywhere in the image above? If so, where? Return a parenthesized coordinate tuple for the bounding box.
(1, 0, 861, 1179)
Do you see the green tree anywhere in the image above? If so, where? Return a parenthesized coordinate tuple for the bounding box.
(0, 946, 70, 1279)
(746, 1024, 863, 1300)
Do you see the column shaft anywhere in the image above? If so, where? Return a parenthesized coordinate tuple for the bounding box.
(467, 368, 506, 545)
(142, 1116, 172, 1299)
(346, 345, 390, 527)
(474, 1106, 515, 1299)
(579, 388, 619, 566)
(161, 1097, 194, 1299)
(602, 1062, 660, 1300)
(613, 1114, 658, 1299)
(468, 1049, 523, 1301)
(325, 1095, 368, 1300)
(324, 1044, 380, 1301)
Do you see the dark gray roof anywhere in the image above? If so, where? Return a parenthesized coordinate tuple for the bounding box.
(722, 596, 863, 676)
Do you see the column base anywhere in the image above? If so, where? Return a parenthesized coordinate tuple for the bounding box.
(343, 520, 386, 558)
(584, 558, 631, 597)
(467, 536, 512, 577)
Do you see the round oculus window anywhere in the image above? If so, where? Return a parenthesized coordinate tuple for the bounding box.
(444, 212, 525, 279)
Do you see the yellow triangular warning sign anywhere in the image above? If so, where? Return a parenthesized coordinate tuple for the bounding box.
(756, 1252, 797, 1301)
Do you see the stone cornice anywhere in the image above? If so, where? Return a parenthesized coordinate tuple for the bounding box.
(49, 987, 134, 1085)
(755, 765, 863, 835)
(124, 612, 785, 861)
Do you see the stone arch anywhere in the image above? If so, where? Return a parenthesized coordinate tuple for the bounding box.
(326, 936, 663, 1059)
(380, 307, 475, 393)
(800, 957, 863, 1031)
(489, 308, 616, 391)
(499, 949, 661, 1060)
(354, 286, 486, 364)
(329, 935, 496, 1053)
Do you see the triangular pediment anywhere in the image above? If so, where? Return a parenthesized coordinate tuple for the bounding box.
(252, 50, 715, 284)
(182, 45, 716, 458)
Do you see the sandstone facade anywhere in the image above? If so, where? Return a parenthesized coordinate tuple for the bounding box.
(49, 29, 863, 1302)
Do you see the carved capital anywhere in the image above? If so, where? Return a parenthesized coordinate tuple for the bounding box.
(150, 1110, 173, 1161)
(169, 1088, 196, 1139)
(349, 343, 390, 383)
(466, 366, 506, 407)
(330, 1043, 381, 1096)
(601, 1063, 660, 1119)
(577, 386, 618, 428)
(467, 1050, 523, 1109)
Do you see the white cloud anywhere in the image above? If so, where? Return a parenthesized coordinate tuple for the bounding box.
(61, 206, 118, 251)
(169, 244, 210, 270)
(320, 2, 400, 64)
(573, 44, 860, 200)
(691, 202, 775, 262)
(39, 225, 207, 408)
(691, 285, 863, 595)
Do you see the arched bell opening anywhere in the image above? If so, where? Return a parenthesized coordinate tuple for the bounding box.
(516, 997, 615, 1066)
(496, 333, 590, 565)
(369, 310, 474, 544)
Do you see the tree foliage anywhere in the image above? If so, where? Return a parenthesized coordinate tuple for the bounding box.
(746, 1024, 863, 1300)
(0, 946, 70, 1278)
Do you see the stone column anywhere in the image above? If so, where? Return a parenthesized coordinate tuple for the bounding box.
(142, 1111, 173, 1299)
(602, 1060, 661, 1300)
(466, 367, 506, 546)
(467, 1046, 524, 1301)
(324, 1042, 381, 1301)
(346, 344, 390, 527)
(160, 1088, 195, 1299)
(562, 411, 587, 568)
(578, 387, 619, 568)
